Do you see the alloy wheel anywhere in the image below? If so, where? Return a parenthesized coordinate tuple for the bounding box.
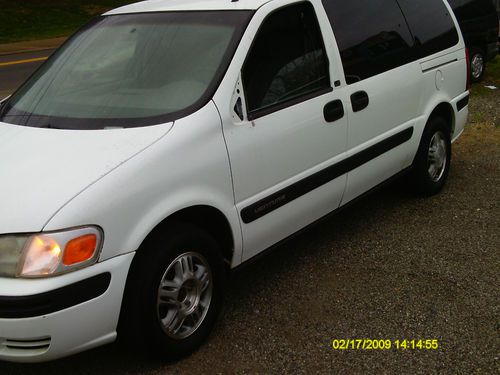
(157, 252, 213, 340)
(427, 131, 447, 182)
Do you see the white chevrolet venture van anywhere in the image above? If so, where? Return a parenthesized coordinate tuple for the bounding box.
(0, 0, 469, 362)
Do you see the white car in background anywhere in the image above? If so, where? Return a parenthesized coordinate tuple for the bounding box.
(0, 0, 468, 363)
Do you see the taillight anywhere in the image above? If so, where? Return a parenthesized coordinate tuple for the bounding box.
(465, 48, 470, 90)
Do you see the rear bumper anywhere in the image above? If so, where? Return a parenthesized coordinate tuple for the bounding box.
(0, 252, 134, 363)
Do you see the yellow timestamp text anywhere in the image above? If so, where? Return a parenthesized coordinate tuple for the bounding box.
(331, 339, 439, 351)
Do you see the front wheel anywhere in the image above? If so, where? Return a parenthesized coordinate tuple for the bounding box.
(157, 251, 214, 340)
(409, 117, 451, 196)
(119, 224, 225, 360)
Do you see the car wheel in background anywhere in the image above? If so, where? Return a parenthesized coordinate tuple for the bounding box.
(469, 47, 486, 82)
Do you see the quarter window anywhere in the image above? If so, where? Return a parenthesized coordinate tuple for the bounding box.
(242, 2, 330, 117)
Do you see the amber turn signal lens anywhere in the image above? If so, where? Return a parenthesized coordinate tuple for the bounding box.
(63, 234, 97, 266)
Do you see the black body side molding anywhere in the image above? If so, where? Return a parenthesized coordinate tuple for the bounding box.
(241, 127, 414, 223)
(234, 166, 413, 273)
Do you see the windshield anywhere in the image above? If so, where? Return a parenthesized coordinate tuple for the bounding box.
(0, 11, 252, 129)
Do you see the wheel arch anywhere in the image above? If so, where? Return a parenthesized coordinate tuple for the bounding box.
(136, 205, 236, 268)
(427, 102, 455, 137)
(117, 205, 231, 355)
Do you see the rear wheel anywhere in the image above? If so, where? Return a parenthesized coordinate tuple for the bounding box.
(469, 48, 485, 83)
(119, 223, 225, 360)
(409, 116, 451, 196)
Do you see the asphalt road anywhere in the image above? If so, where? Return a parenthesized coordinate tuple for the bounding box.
(0, 50, 54, 99)
(0, 60, 498, 374)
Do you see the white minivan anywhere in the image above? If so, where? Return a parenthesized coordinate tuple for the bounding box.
(0, 0, 469, 362)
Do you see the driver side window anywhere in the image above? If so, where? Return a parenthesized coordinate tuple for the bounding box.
(242, 2, 331, 119)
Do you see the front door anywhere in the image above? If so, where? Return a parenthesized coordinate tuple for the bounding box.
(221, 1, 349, 261)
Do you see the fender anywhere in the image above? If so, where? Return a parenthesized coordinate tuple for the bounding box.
(44, 102, 243, 265)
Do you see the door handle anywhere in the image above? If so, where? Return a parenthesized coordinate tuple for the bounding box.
(351, 91, 369, 112)
(323, 99, 344, 123)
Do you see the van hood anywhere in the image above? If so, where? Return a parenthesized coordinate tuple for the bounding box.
(0, 122, 172, 234)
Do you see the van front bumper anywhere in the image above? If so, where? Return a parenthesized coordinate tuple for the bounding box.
(0, 252, 134, 363)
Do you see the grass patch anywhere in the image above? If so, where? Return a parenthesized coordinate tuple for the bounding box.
(0, 0, 134, 44)
(469, 55, 500, 128)
(469, 56, 500, 98)
(483, 55, 500, 83)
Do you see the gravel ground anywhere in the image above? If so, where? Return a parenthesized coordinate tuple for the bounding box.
(1, 84, 499, 374)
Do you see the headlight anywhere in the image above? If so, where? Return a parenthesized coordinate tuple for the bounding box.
(0, 226, 103, 278)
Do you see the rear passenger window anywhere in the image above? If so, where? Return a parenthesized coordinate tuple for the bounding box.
(397, 0, 459, 58)
(242, 2, 330, 117)
(321, 0, 414, 84)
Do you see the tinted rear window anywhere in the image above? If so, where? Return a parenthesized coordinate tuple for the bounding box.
(322, 0, 460, 84)
(397, 0, 459, 58)
(322, 0, 414, 83)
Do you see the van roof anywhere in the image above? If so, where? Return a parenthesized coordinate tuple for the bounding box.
(105, 0, 272, 15)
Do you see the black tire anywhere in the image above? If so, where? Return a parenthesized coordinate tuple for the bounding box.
(469, 47, 486, 83)
(118, 223, 225, 360)
(409, 116, 451, 197)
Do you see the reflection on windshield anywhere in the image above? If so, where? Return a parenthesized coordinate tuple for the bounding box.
(0, 11, 251, 129)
